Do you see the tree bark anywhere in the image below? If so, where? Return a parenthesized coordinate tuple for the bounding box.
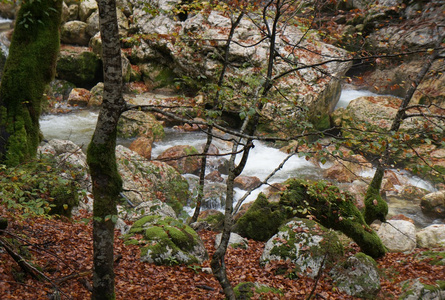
(86, 0, 124, 299)
(0, 0, 62, 166)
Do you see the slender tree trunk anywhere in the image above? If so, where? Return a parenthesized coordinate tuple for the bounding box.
(0, 0, 62, 166)
(211, 3, 281, 298)
(86, 0, 124, 299)
(189, 12, 245, 225)
(364, 33, 443, 224)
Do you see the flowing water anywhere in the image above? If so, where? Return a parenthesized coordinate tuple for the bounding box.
(39, 88, 440, 227)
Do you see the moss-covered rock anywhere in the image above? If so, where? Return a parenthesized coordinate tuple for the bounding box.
(197, 209, 224, 231)
(279, 179, 386, 258)
(260, 218, 344, 278)
(399, 278, 445, 300)
(56, 46, 103, 88)
(234, 193, 288, 242)
(330, 253, 381, 298)
(124, 215, 208, 265)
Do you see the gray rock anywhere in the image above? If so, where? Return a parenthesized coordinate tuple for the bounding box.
(260, 218, 343, 278)
(377, 220, 416, 253)
(79, 0, 97, 22)
(128, 7, 351, 128)
(330, 253, 380, 298)
(61, 21, 91, 46)
(117, 110, 165, 140)
(118, 199, 177, 221)
(417, 224, 445, 248)
(421, 191, 445, 219)
(215, 232, 248, 249)
(400, 278, 445, 300)
(116, 145, 190, 215)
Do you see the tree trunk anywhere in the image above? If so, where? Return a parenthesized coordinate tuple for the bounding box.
(87, 0, 124, 299)
(0, 0, 62, 166)
(364, 33, 443, 224)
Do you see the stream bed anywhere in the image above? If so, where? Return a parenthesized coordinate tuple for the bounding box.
(40, 88, 439, 227)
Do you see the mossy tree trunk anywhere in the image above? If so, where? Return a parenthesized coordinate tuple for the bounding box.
(0, 0, 62, 166)
(86, 0, 124, 299)
(211, 2, 282, 297)
(364, 33, 443, 225)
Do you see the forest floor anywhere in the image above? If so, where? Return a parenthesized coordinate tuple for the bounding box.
(0, 206, 444, 300)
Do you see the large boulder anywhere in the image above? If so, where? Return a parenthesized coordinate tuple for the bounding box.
(234, 175, 261, 190)
(43, 139, 90, 191)
(129, 136, 153, 160)
(330, 253, 381, 298)
(56, 46, 103, 88)
(88, 82, 104, 107)
(421, 191, 445, 219)
(124, 215, 208, 265)
(416, 224, 445, 248)
(157, 145, 201, 175)
(260, 218, 344, 278)
(377, 220, 416, 253)
(60, 21, 91, 46)
(67, 88, 91, 107)
(78, 0, 97, 22)
(117, 110, 165, 140)
(128, 6, 352, 130)
(116, 145, 190, 215)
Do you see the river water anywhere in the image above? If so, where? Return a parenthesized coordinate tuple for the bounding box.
(39, 88, 439, 227)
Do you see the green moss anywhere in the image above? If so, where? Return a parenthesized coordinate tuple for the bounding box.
(420, 251, 445, 266)
(125, 215, 206, 265)
(363, 168, 388, 225)
(235, 193, 287, 241)
(56, 50, 103, 88)
(280, 179, 386, 258)
(132, 215, 159, 228)
(311, 113, 331, 131)
(198, 211, 224, 231)
(423, 280, 445, 291)
(233, 282, 283, 299)
(0, 0, 62, 166)
(353, 252, 377, 267)
(144, 226, 169, 240)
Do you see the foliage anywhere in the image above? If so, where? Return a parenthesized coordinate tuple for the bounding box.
(0, 156, 82, 218)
